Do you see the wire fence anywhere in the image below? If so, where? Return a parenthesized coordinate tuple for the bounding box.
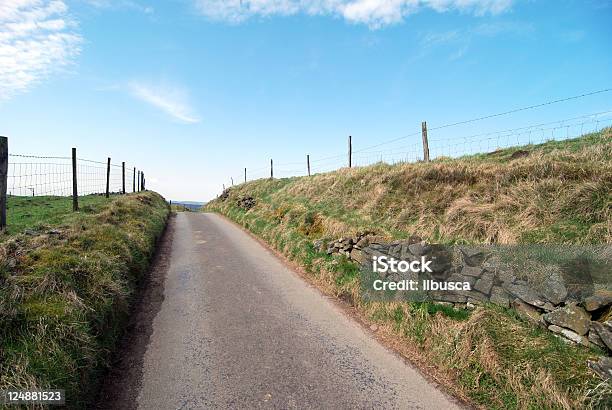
(0, 141, 148, 228)
(7, 154, 143, 198)
(229, 108, 612, 187)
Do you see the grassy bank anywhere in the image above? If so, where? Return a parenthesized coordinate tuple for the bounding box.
(0, 192, 169, 408)
(205, 131, 611, 409)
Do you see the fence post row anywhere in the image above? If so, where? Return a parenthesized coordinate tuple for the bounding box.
(72, 147, 78, 211)
(0, 137, 8, 230)
(105, 157, 111, 198)
(307, 154, 310, 177)
(0, 141, 143, 228)
(348, 135, 352, 168)
(421, 121, 430, 162)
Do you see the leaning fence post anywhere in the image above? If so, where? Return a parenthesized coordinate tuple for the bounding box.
(307, 154, 311, 176)
(348, 135, 352, 168)
(72, 148, 78, 211)
(270, 159, 274, 179)
(0, 137, 8, 230)
(421, 121, 430, 162)
(122, 162, 126, 194)
(105, 157, 111, 198)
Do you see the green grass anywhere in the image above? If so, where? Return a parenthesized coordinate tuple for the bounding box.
(205, 131, 611, 409)
(0, 191, 169, 408)
(170, 203, 193, 212)
(3, 195, 111, 236)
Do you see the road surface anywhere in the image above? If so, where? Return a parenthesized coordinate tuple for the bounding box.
(106, 212, 461, 409)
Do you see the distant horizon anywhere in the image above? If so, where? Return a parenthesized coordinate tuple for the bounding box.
(170, 200, 206, 205)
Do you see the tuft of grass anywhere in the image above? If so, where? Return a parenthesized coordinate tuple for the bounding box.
(205, 131, 611, 409)
(0, 192, 169, 408)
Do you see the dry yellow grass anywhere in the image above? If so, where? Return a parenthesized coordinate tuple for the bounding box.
(276, 132, 611, 245)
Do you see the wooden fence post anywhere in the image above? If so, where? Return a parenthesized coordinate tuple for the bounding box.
(72, 148, 78, 211)
(270, 159, 273, 179)
(223, 184, 225, 191)
(133, 167, 136, 193)
(137, 171, 140, 191)
(348, 135, 352, 168)
(307, 154, 311, 176)
(105, 157, 111, 198)
(231, 177, 234, 186)
(0, 137, 7, 230)
(141, 172, 145, 191)
(421, 121, 430, 162)
(122, 162, 125, 194)
(244, 168, 247, 183)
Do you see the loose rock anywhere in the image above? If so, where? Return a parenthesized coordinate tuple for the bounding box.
(588, 357, 612, 380)
(590, 321, 612, 351)
(489, 287, 511, 308)
(584, 290, 612, 312)
(504, 281, 551, 310)
(461, 266, 483, 277)
(548, 325, 589, 346)
(512, 299, 543, 326)
(543, 303, 591, 336)
(474, 272, 494, 295)
(460, 247, 489, 267)
(540, 270, 568, 306)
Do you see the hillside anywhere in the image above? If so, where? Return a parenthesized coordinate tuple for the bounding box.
(205, 130, 611, 409)
(211, 130, 610, 246)
(0, 192, 169, 408)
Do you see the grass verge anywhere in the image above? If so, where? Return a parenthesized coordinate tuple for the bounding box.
(0, 191, 169, 408)
(205, 131, 611, 409)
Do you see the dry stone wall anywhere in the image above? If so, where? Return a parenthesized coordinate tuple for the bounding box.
(317, 235, 612, 378)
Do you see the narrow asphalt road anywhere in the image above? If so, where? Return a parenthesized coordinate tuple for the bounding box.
(130, 212, 461, 409)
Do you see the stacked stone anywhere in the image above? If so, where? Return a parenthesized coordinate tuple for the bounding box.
(319, 235, 612, 371)
(237, 196, 256, 210)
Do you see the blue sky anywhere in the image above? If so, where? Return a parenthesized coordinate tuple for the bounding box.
(1, 0, 611, 201)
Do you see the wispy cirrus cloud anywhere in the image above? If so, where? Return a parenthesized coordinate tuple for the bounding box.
(0, 0, 82, 101)
(419, 20, 534, 61)
(193, 0, 514, 29)
(128, 81, 201, 124)
(83, 0, 154, 14)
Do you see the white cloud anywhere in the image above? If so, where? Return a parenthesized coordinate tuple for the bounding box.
(128, 81, 201, 124)
(0, 0, 82, 100)
(193, 0, 514, 28)
(83, 0, 155, 14)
